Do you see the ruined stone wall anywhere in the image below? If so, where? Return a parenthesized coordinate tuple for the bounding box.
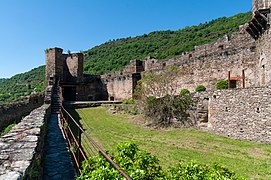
(76, 75, 108, 101)
(143, 29, 258, 94)
(64, 53, 84, 83)
(0, 93, 44, 132)
(101, 29, 259, 100)
(255, 28, 271, 87)
(253, 0, 271, 11)
(104, 75, 134, 101)
(0, 104, 51, 179)
(207, 87, 271, 143)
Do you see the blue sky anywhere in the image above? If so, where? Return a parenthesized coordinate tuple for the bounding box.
(0, 0, 251, 78)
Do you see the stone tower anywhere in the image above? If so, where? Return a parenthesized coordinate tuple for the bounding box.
(45, 47, 63, 85)
(253, 0, 271, 12)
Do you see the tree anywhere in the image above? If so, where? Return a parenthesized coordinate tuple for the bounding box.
(135, 66, 193, 127)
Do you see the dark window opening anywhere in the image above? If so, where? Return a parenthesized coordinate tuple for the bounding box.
(110, 96, 115, 101)
(262, 65, 265, 68)
(229, 80, 237, 89)
(218, 45, 224, 50)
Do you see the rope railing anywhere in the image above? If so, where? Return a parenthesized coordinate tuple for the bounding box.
(59, 105, 131, 180)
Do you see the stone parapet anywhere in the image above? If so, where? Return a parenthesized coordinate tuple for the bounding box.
(0, 104, 51, 179)
(0, 94, 44, 132)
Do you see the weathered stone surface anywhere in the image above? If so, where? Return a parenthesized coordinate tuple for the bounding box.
(195, 87, 271, 143)
(0, 93, 44, 132)
(0, 104, 50, 179)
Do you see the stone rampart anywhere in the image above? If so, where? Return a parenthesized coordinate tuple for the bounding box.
(101, 27, 259, 100)
(0, 93, 44, 132)
(0, 104, 51, 179)
(207, 87, 271, 143)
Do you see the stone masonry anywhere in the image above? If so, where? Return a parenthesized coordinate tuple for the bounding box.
(0, 104, 50, 179)
(207, 87, 271, 143)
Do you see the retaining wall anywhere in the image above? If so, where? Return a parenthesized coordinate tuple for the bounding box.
(0, 94, 44, 132)
(206, 87, 271, 143)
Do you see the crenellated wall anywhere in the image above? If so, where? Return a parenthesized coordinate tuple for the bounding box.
(103, 27, 259, 99)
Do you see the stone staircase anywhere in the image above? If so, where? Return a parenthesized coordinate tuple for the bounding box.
(51, 85, 60, 114)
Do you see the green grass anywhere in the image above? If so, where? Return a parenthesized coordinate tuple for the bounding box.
(74, 107, 271, 179)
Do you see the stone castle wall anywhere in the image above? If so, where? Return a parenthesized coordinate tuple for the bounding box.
(0, 93, 44, 132)
(103, 75, 134, 100)
(103, 27, 260, 99)
(207, 87, 271, 143)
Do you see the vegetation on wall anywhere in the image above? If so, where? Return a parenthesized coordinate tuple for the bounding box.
(216, 79, 228, 90)
(0, 66, 45, 104)
(195, 85, 206, 92)
(84, 12, 251, 75)
(180, 89, 190, 95)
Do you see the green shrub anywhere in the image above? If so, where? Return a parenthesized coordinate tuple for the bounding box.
(77, 142, 243, 180)
(180, 89, 190, 95)
(77, 142, 164, 180)
(167, 161, 243, 180)
(216, 80, 228, 90)
(195, 85, 206, 92)
(122, 99, 135, 104)
(146, 96, 157, 108)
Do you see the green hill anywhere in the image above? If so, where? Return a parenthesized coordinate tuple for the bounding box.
(0, 66, 45, 104)
(0, 12, 251, 104)
(84, 12, 251, 75)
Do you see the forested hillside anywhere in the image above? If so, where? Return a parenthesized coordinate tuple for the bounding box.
(0, 12, 251, 104)
(84, 12, 251, 75)
(0, 66, 45, 104)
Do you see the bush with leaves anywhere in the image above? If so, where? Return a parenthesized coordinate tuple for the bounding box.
(216, 79, 228, 90)
(77, 142, 244, 180)
(134, 66, 193, 127)
(77, 142, 164, 180)
(195, 85, 206, 92)
(166, 161, 244, 180)
(122, 99, 135, 104)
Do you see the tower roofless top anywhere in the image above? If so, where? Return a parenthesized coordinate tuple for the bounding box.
(253, 0, 271, 12)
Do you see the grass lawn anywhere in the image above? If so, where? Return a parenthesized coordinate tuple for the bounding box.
(73, 107, 271, 179)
